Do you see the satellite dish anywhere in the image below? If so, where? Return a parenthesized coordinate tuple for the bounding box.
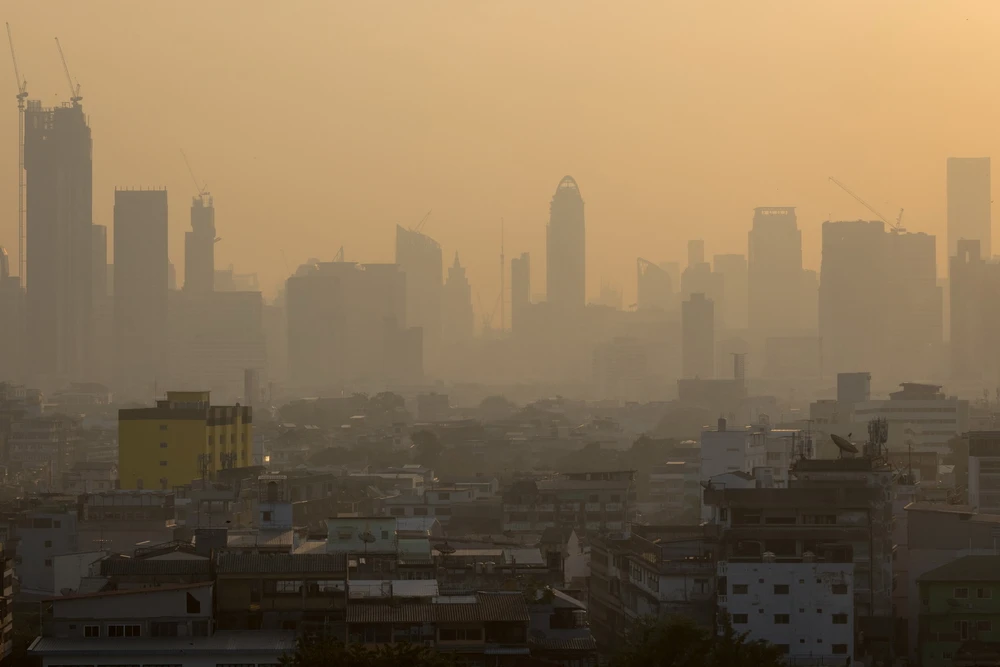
(359, 531, 376, 544)
(831, 434, 859, 455)
(434, 542, 456, 555)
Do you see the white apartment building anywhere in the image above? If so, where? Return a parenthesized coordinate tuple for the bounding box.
(853, 383, 968, 459)
(700, 419, 764, 521)
(967, 431, 1000, 513)
(718, 558, 854, 664)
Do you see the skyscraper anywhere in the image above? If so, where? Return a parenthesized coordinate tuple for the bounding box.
(0, 247, 24, 382)
(950, 239, 990, 382)
(636, 258, 672, 311)
(114, 189, 169, 399)
(682, 293, 715, 379)
(748, 207, 803, 336)
(546, 176, 585, 308)
(395, 225, 442, 362)
(184, 194, 216, 292)
(713, 253, 748, 330)
(947, 157, 991, 258)
(442, 252, 473, 344)
(511, 252, 530, 335)
(819, 220, 888, 377)
(24, 101, 93, 384)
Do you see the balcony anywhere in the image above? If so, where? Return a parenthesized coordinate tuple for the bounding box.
(606, 503, 623, 512)
(585, 503, 602, 512)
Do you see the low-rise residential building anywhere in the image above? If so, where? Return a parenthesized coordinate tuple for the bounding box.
(8, 415, 82, 490)
(718, 557, 854, 664)
(382, 486, 475, 526)
(502, 471, 636, 534)
(62, 461, 118, 495)
(918, 555, 1000, 667)
(29, 582, 296, 667)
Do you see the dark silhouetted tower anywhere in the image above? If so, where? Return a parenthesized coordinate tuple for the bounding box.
(185, 195, 215, 293)
(114, 189, 168, 399)
(511, 252, 530, 334)
(713, 253, 748, 330)
(636, 258, 672, 311)
(396, 225, 442, 363)
(947, 157, 991, 258)
(682, 292, 714, 379)
(546, 176, 585, 309)
(748, 207, 803, 336)
(443, 252, 473, 344)
(24, 101, 93, 384)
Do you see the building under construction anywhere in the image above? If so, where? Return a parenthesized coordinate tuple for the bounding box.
(185, 195, 216, 293)
(24, 101, 94, 385)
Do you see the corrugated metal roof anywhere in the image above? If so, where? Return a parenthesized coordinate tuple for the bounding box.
(347, 591, 529, 624)
(29, 631, 297, 656)
(530, 637, 597, 651)
(100, 558, 211, 577)
(215, 552, 347, 574)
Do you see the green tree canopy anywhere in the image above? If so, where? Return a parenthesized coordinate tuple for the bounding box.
(611, 616, 785, 667)
(411, 429, 445, 468)
(281, 638, 454, 667)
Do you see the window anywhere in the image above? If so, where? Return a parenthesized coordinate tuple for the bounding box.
(159, 424, 168, 431)
(191, 620, 210, 637)
(107, 624, 141, 637)
(381, 530, 389, 540)
(159, 461, 167, 467)
(275, 580, 302, 594)
(44, 540, 52, 548)
(731, 614, 748, 624)
(955, 620, 970, 641)
(435, 507, 452, 516)
(610, 494, 621, 502)
(979, 620, 993, 631)
(438, 492, 451, 501)
(160, 442, 167, 449)
(389, 508, 406, 517)
(84, 625, 100, 637)
(44, 559, 52, 567)
(53, 520, 60, 528)
(774, 614, 790, 625)
(773, 584, 789, 595)
(262, 511, 272, 522)
(832, 584, 848, 595)
(413, 507, 428, 516)
(979, 588, 993, 599)
(955, 587, 970, 599)
(832, 613, 848, 624)
(186, 592, 201, 614)
(439, 628, 482, 641)
(832, 644, 848, 655)
(732, 584, 748, 595)
(150, 622, 178, 637)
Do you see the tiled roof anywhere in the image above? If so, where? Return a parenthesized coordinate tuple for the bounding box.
(30, 631, 296, 656)
(215, 552, 347, 574)
(918, 555, 1000, 583)
(347, 592, 529, 624)
(530, 637, 597, 651)
(100, 558, 211, 576)
(42, 581, 211, 602)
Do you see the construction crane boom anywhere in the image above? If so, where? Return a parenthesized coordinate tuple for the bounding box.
(413, 210, 432, 234)
(828, 176, 904, 233)
(54, 37, 82, 105)
(7, 23, 26, 287)
(180, 149, 209, 197)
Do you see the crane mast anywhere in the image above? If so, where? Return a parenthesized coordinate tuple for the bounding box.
(7, 23, 26, 287)
(828, 176, 905, 233)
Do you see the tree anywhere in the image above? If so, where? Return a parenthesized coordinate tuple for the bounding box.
(281, 638, 454, 667)
(611, 616, 785, 667)
(411, 429, 444, 468)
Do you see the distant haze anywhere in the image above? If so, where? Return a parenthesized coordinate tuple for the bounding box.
(3, 1, 1000, 305)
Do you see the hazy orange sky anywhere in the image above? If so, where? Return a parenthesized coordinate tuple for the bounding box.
(4, 1, 1000, 312)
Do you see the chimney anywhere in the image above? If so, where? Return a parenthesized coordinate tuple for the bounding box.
(718, 417, 727, 432)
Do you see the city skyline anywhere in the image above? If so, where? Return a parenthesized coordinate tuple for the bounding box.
(7, 3, 1000, 309)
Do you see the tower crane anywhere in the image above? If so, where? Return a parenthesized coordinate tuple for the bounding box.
(54, 37, 82, 106)
(180, 149, 210, 198)
(413, 210, 432, 234)
(828, 176, 905, 233)
(7, 23, 27, 287)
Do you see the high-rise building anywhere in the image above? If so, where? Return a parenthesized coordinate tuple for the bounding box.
(24, 101, 93, 385)
(91, 225, 107, 305)
(90, 225, 111, 385)
(636, 258, 672, 311)
(442, 252, 473, 343)
(947, 157, 991, 258)
(748, 207, 803, 337)
(511, 252, 530, 335)
(713, 253, 748, 330)
(285, 261, 417, 391)
(396, 225, 442, 361)
(546, 176, 585, 309)
(950, 239, 992, 382)
(184, 194, 215, 293)
(681, 240, 722, 305)
(819, 220, 888, 377)
(113, 189, 169, 400)
(682, 293, 714, 379)
(0, 247, 24, 382)
(885, 230, 942, 380)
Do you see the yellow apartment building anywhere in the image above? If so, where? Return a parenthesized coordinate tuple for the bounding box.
(118, 391, 252, 490)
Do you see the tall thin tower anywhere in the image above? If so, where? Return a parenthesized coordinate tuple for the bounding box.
(6, 24, 27, 287)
